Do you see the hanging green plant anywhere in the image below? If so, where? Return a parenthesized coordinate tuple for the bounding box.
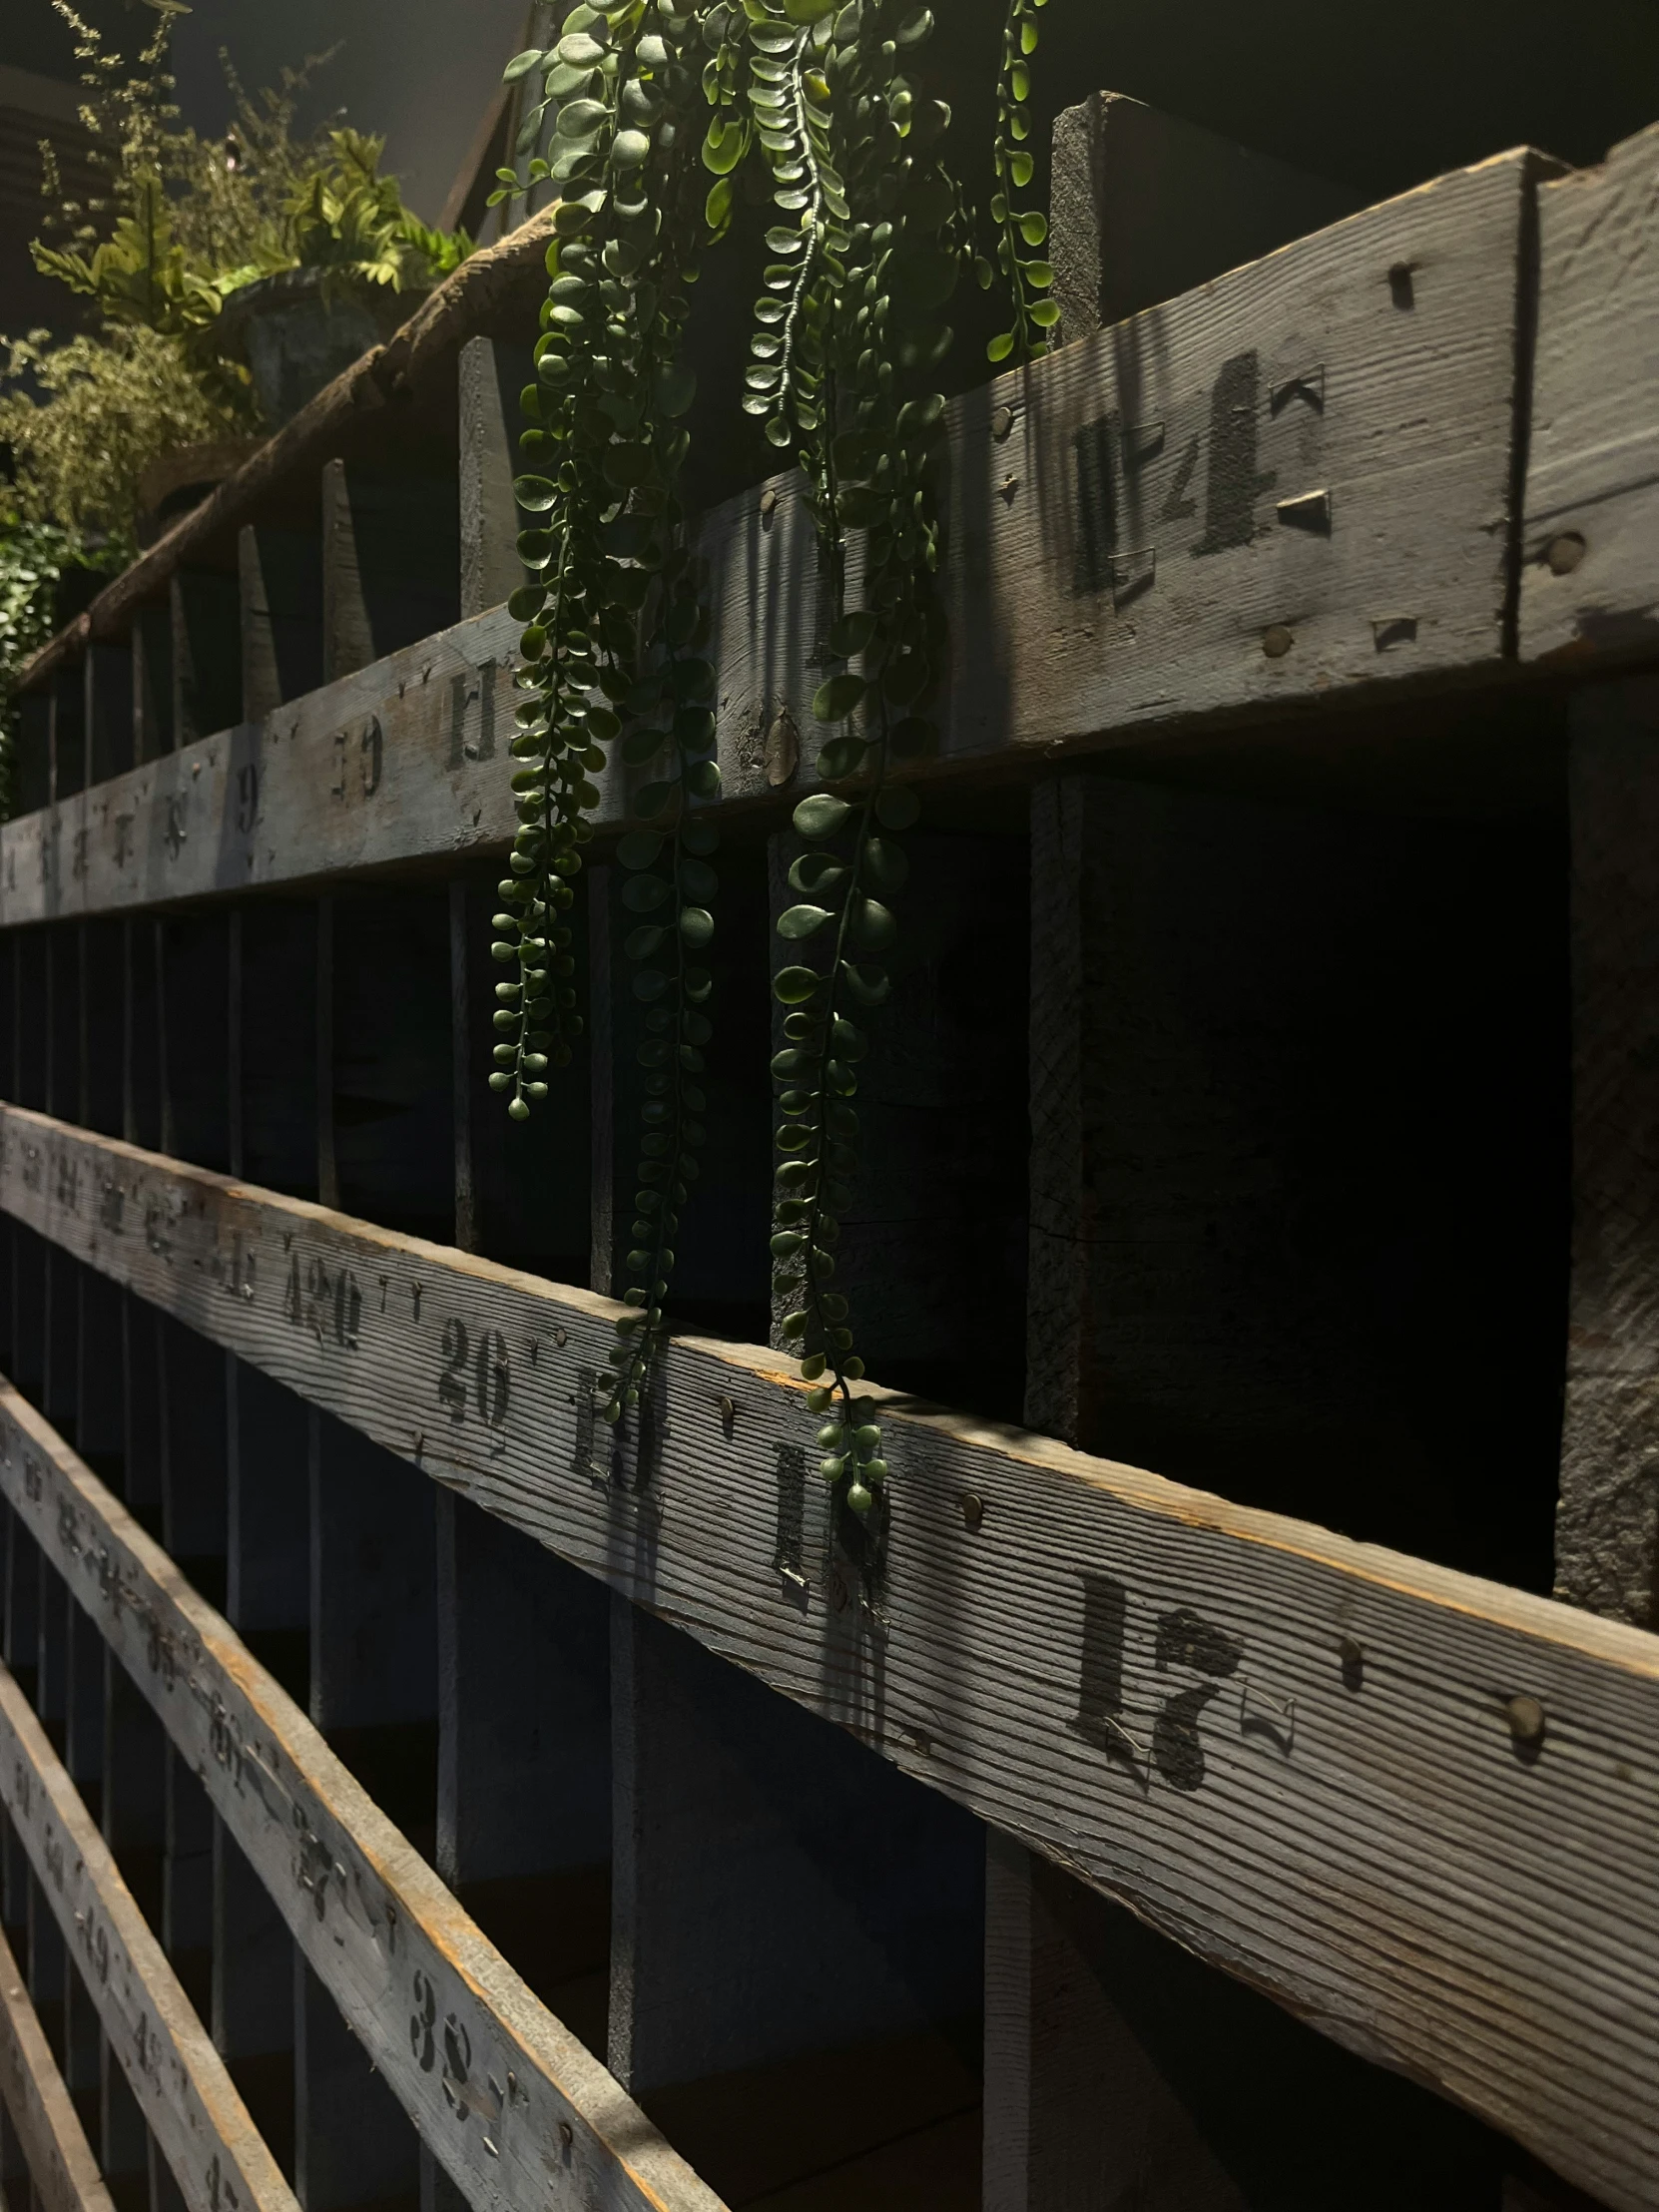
(494, 0, 1055, 1492)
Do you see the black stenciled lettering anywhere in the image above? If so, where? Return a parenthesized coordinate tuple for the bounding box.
(409, 1969, 436, 2071)
(1193, 350, 1277, 556)
(440, 2012, 472, 2118)
(474, 1328, 509, 1427)
(1152, 1605, 1243, 1792)
(330, 729, 348, 802)
(1069, 1571, 1130, 1755)
(331, 1267, 361, 1348)
(164, 793, 188, 858)
(774, 1441, 809, 1586)
(236, 763, 260, 833)
(439, 1319, 469, 1419)
(1162, 434, 1200, 523)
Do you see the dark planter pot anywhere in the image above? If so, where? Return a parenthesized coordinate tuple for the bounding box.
(215, 268, 419, 426)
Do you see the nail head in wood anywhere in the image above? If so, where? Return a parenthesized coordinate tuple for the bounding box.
(1505, 1694, 1546, 1752)
(960, 1491, 985, 1532)
(991, 404, 1015, 442)
(1545, 532, 1586, 576)
(759, 488, 778, 521)
(1263, 625, 1295, 659)
(1338, 1634, 1365, 1691)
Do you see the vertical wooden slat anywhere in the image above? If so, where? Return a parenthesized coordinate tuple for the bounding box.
(1557, 677, 1659, 1628)
(435, 1494, 610, 2051)
(100, 1653, 165, 1937)
(131, 609, 174, 766)
(457, 336, 532, 622)
(607, 1602, 985, 2204)
(0, 1916, 119, 2212)
(162, 1751, 214, 2026)
(154, 924, 173, 1165)
(227, 912, 244, 1183)
(13, 697, 51, 820)
(170, 573, 242, 750)
(241, 903, 318, 1204)
(448, 882, 476, 1254)
(314, 900, 336, 1213)
(157, 1316, 228, 1601)
(84, 642, 135, 790)
(239, 527, 323, 723)
(320, 461, 460, 685)
(49, 667, 86, 807)
(292, 1958, 416, 2212)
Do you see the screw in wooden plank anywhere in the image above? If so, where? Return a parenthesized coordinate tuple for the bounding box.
(991, 404, 1016, 442)
(1545, 533, 1586, 576)
(959, 1491, 985, 1532)
(1263, 625, 1295, 659)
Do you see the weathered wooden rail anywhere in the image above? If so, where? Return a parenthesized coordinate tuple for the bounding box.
(0, 90, 1656, 2212)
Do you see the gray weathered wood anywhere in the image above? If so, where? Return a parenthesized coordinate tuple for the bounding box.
(1557, 678, 1659, 1627)
(1520, 122, 1659, 667)
(0, 1377, 729, 2212)
(983, 1833, 1513, 2210)
(169, 576, 242, 755)
(3, 1108, 1657, 2205)
(322, 463, 460, 687)
(239, 528, 323, 726)
(0, 1660, 295, 2212)
(0, 152, 1549, 930)
(458, 340, 530, 625)
(0, 1919, 117, 2212)
(131, 608, 174, 768)
(293, 1953, 416, 2212)
(84, 646, 134, 793)
(1050, 92, 1360, 346)
(609, 1599, 983, 2205)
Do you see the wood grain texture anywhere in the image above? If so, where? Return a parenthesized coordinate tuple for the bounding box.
(0, 1918, 116, 2212)
(1558, 678, 1659, 1626)
(1520, 122, 1659, 666)
(0, 1662, 294, 2212)
(0, 152, 1542, 929)
(0, 1375, 729, 2212)
(2, 1107, 1657, 2205)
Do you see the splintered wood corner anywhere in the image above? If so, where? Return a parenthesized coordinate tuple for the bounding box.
(0, 1664, 295, 2212)
(0, 1919, 117, 2212)
(0, 1378, 728, 2212)
(0, 148, 1544, 929)
(1, 1105, 1656, 2209)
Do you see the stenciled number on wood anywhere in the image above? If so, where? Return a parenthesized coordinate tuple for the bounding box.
(437, 1318, 509, 1429)
(1071, 1572, 1244, 1792)
(284, 1252, 361, 1349)
(1071, 347, 1329, 610)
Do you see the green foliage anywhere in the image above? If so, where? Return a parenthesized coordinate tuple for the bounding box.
(0, 325, 242, 552)
(978, 0, 1057, 363)
(0, 509, 113, 815)
(491, 0, 1055, 1491)
(12, 4, 472, 546)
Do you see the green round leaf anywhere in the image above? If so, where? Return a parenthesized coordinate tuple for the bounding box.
(617, 830, 663, 870)
(794, 794, 850, 840)
(774, 964, 824, 1005)
(779, 903, 831, 941)
(875, 785, 921, 830)
(679, 906, 715, 947)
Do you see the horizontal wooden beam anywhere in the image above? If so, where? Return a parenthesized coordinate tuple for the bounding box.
(0, 1659, 294, 2212)
(0, 1919, 117, 2212)
(0, 1379, 726, 2212)
(3, 1105, 1657, 2206)
(0, 148, 1555, 929)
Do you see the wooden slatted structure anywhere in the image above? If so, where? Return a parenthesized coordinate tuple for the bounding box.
(0, 84, 1656, 2212)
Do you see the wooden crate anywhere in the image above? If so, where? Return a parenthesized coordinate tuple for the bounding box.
(0, 88, 1653, 2212)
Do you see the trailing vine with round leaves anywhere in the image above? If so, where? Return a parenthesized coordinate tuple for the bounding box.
(494, 0, 1055, 1495)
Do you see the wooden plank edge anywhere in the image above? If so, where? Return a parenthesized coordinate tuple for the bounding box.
(0, 1663, 296, 2212)
(0, 1918, 118, 2212)
(0, 1381, 729, 2212)
(4, 1106, 1659, 2209)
